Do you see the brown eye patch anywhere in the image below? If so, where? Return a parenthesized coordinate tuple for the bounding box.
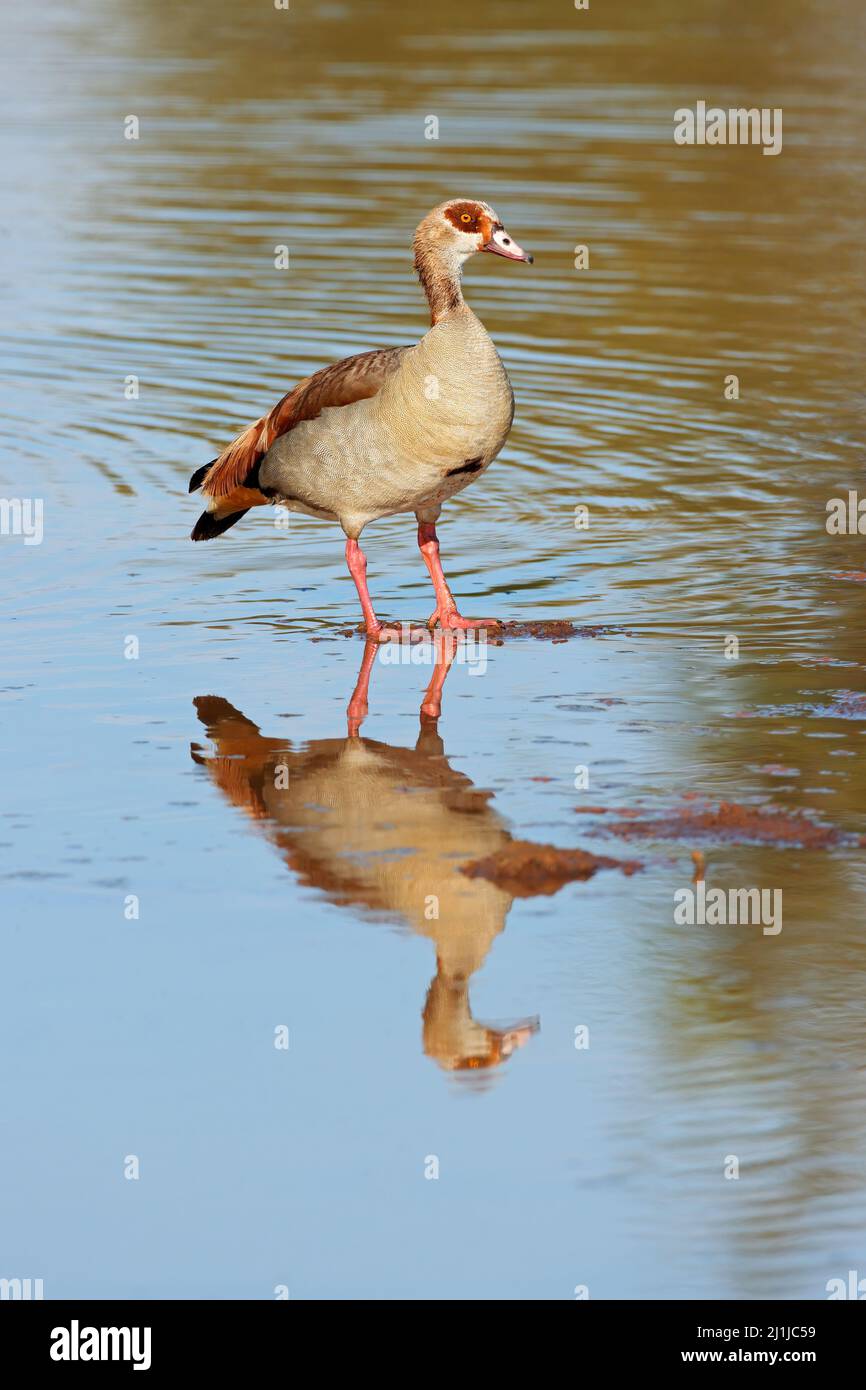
(445, 201, 486, 234)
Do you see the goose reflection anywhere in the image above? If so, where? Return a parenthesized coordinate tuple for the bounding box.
(191, 636, 539, 1075)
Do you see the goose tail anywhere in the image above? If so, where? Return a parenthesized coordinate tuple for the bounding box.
(190, 508, 251, 542)
(189, 459, 215, 493)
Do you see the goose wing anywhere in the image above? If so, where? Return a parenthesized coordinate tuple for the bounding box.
(190, 347, 409, 500)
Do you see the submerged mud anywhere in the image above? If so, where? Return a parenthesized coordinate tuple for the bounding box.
(461, 839, 641, 896)
(577, 799, 860, 850)
(339, 619, 606, 641)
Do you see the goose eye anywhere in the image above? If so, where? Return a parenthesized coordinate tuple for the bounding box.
(460, 213, 471, 224)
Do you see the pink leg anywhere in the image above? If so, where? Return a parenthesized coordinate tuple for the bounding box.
(345, 537, 380, 634)
(345, 538, 399, 642)
(420, 632, 457, 722)
(346, 638, 378, 737)
(417, 523, 499, 631)
(346, 537, 425, 642)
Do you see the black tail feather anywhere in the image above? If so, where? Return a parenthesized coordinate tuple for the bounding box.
(193, 695, 260, 733)
(191, 508, 250, 541)
(189, 459, 216, 494)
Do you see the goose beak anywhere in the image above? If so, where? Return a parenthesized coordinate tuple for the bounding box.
(498, 1021, 539, 1057)
(483, 224, 533, 264)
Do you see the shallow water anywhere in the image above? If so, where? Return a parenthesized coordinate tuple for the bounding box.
(1, 0, 865, 1299)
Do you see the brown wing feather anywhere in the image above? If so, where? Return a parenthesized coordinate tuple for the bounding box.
(199, 347, 408, 500)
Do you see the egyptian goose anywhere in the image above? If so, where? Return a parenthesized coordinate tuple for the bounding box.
(191, 653, 539, 1071)
(189, 199, 532, 637)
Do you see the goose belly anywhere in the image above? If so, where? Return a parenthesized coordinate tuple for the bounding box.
(259, 373, 514, 528)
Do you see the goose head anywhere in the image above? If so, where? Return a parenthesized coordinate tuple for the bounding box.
(414, 198, 533, 273)
(423, 970, 540, 1075)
